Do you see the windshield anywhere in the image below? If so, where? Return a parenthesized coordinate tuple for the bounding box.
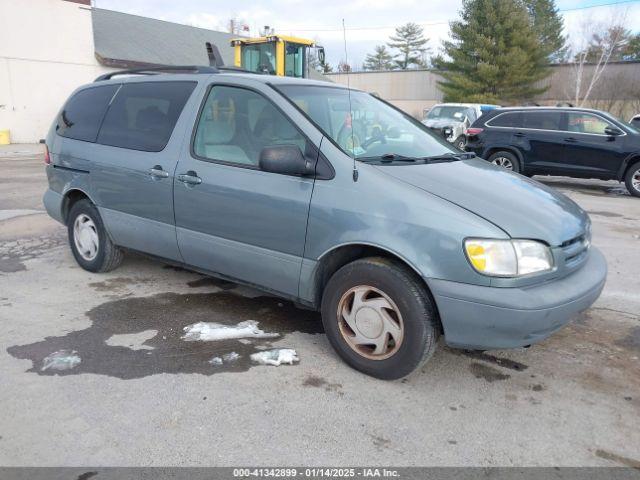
(241, 43, 276, 75)
(277, 85, 455, 160)
(427, 105, 472, 121)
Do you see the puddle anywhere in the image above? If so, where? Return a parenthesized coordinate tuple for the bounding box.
(0, 232, 66, 273)
(7, 291, 323, 378)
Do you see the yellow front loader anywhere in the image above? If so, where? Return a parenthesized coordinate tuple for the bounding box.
(231, 35, 325, 78)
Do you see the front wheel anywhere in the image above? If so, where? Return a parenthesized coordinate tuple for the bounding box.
(321, 257, 439, 380)
(624, 161, 640, 198)
(488, 151, 521, 173)
(67, 199, 124, 272)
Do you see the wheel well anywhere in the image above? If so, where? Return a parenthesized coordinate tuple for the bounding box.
(61, 190, 90, 224)
(622, 155, 640, 180)
(313, 244, 443, 333)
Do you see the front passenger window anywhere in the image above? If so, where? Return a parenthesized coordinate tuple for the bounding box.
(567, 113, 614, 135)
(193, 86, 306, 167)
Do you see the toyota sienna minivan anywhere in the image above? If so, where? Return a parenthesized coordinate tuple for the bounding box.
(43, 66, 607, 379)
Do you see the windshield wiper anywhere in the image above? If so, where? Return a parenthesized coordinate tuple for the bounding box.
(360, 154, 418, 163)
(422, 152, 475, 163)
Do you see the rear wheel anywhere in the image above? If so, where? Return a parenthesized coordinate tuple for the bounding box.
(624, 161, 640, 198)
(321, 257, 439, 380)
(488, 151, 520, 173)
(67, 199, 123, 272)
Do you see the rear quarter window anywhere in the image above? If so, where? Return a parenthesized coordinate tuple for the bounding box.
(57, 85, 119, 142)
(97, 81, 197, 152)
(486, 112, 522, 128)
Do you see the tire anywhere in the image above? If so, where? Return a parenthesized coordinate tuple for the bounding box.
(488, 151, 520, 173)
(320, 257, 439, 380)
(67, 199, 124, 272)
(454, 136, 466, 151)
(624, 161, 640, 198)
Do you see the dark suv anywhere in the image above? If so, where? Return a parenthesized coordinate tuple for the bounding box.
(465, 107, 640, 197)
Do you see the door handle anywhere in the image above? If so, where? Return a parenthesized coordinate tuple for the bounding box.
(148, 165, 169, 179)
(514, 132, 526, 138)
(564, 137, 578, 143)
(177, 171, 202, 185)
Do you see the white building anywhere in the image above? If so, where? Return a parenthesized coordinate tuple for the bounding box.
(0, 0, 236, 143)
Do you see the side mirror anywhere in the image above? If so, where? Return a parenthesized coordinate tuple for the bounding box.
(317, 47, 325, 65)
(259, 145, 315, 176)
(604, 126, 623, 136)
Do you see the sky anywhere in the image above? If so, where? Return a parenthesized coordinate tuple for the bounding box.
(94, 0, 640, 68)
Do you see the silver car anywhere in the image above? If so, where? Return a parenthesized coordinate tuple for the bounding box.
(43, 67, 606, 379)
(422, 103, 500, 149)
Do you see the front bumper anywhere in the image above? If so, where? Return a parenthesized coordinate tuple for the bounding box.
(428, 247, 607, 350)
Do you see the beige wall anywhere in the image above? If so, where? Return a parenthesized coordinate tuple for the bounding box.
(0, 0, 113, 143)
(328, 63, 640, 121)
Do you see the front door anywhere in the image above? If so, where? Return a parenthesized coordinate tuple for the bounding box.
(563, 111, 627, 178)
(173, 84, 317, 298)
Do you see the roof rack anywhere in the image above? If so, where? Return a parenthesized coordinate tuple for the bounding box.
(94, 65, 219, 82)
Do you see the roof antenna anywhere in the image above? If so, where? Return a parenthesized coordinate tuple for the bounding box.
(342, 19, 358, 182)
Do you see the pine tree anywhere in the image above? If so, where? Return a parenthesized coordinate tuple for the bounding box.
(363, 45, 395, 71)
(387, 23, 430, 69)
(436, 0, 550, 104)
(524, 0, 567, 62)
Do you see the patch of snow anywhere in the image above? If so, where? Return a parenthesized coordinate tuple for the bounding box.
(209, 351, 241, 367)
(182, 320, 278, 342)
(41, 350, 81, 371)
(105, 330, 157, 350)
(223, 351, 240, 362)
(250, 348, 299, 366)
(208, 356, 223, 366)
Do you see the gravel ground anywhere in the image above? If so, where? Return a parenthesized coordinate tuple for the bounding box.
(0, 144, 638, 467)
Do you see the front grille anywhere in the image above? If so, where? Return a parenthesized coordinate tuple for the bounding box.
(561, 233, 590, 268)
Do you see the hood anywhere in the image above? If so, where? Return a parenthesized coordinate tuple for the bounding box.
(422, 118, 461, 129)
(375, 158, 588, 246)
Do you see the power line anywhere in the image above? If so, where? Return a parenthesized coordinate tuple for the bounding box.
(278, 0, 640, 32)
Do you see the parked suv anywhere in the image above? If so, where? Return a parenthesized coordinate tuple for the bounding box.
(466, 107, 640, 197)
(43, 67, 606, 379)
(422, 103, 500, 150)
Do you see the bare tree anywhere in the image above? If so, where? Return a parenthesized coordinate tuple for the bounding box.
(568, 12, 629, 107)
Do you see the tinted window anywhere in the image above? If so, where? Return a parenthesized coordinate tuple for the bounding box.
(97, 81, 196, 152)
(567, 112, 614, 135)
(57, 86, 118, 142)
(488, 112, 522, 128)
(193, 86, 307, 167)
(523, 111, 562, 130)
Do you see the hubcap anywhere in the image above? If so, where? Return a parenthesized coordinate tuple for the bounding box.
(73, 214, 99, 261)
(492, 157, 513, 170)
(632, 168, 640, 192)
(337, 285, 404, 360)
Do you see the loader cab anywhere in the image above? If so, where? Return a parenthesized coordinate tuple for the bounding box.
(231, 35, 323, 78)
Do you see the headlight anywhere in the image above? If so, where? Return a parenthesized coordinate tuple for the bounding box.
(464, 239, 553, 277)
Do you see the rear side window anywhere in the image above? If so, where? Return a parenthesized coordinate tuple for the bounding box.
(523, 111, 562, 131)
(97, 81, 197, 152)
(57, 86, 118, 142)
(487, 112, 522, 128)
